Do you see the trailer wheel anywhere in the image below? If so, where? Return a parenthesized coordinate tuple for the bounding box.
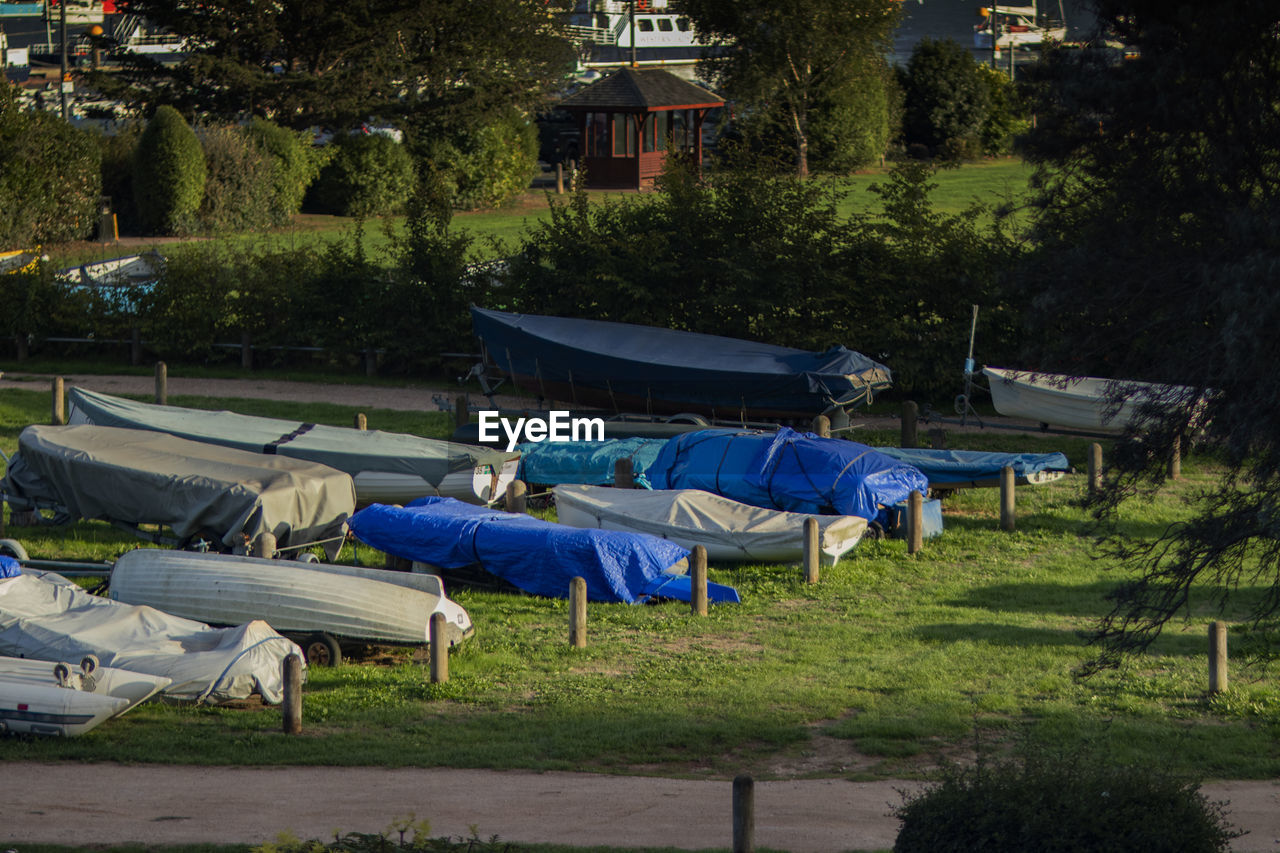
(0, 538, 28, 561)
(304, 633, 343, 667)
(293, 552, 320, 564)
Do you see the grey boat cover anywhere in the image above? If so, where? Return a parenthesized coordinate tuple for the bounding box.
(68, 387, 518, 505)
(3, 424, 355, 552)
(0, 571, 302, 703)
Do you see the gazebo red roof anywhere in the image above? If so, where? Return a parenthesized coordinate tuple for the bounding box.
(558, 67, 724, 112)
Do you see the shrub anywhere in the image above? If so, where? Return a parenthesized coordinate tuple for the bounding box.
(893, 746, 1243, 853)
(308, 133, 415, 218)
(246, 118, 324, 224)
(419, 108, 539, 209)
(133, 105, 207, 235)
(197, 125, 277, 233)
(898, 38, 990, 157)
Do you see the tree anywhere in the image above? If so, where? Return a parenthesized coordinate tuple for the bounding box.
(309, 133, 417, 218)
(898, 38, 990, 158)
(680, 0, 900, 178)
(133, 105, 206, 236)
(1014, 0, 1280, 671)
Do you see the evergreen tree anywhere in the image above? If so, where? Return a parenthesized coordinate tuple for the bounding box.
(133, 105, 207, 235)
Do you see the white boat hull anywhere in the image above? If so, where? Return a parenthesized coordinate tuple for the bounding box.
(984, 367, 1186, 432)
(0, 656, 170, 736)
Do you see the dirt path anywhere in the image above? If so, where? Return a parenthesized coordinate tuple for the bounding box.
(2, 763, 1278, 851)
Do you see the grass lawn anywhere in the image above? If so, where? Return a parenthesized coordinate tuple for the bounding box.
(0, 386, 1275, 784)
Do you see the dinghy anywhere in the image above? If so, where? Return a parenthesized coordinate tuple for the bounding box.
(873, 447, 1071, 490)
(554, 485, 867, 565)
(69, 387, 519, 506)
(517, 437, 669, 487)
(983, 367, 1194, 433)
(0, 655, 171, 736)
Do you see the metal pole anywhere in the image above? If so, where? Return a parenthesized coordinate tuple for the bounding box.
(59, 0, 68, 121)
(990, 2, 998, 70)
(630, 0, 637, 67)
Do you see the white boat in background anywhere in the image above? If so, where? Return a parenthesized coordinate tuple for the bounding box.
(563, 0, 706, 72)
(0, 655, 170, 736)
(57, 251, 163, 288)
(553, 484, 867, 565)
(973, 2, 1066, 50)
(983, 367, 1193, 433)
(108, 550, 474, 666)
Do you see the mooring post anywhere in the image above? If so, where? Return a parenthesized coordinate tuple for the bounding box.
(803, 517, 820, 584)
(429, 612, 449, 684)
(691, 545, 708, 616)
(154, 361, 167, 405)
(282, 653, 302, 735)
(907, 490, 924, 555)
(732, 775, 755, 853)
(1168, 434, 1182, 481)
(506, 479, 527, 514)
(1209, 620, 1228, 694)
(1088, 442, 1103, 496)
(454, 395, 468, 428)
(901, 401, 919, 448)
(354, 412, 367, 431)
(614, 457, 635, 489)
(812, 414, 831, 438)
(1000, 466, 1016, 531)
(51, 377, 65, 425)
(556, 161, 564, 194)
(569, 576, 587, 648)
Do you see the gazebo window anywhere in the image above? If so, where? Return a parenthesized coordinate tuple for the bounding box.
(644, 111, 670, 153)
(586, 112, 608, 156)
(612, 113, 636, 157)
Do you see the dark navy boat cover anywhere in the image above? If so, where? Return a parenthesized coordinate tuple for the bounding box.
(472, 307, 892, 414)
(517, 437, 667, 488)
(349, 497, 738, 605)
(874, 448, 1071, 487)
(646, 428, 929, 520)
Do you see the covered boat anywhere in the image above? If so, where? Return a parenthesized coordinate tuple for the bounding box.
(3, 424, 355, 556)
(983, 367, 1194, 433)
(646, 428, 929, 521)
(554, 485, 867, 565)
(0, 571, 301, 704)
(0, 655, 171, 736)
(517, 437, 668, 487)
(349, 497, 739, 605)
(874, 447, 1071, 490)
(472, 307, 892, 419)
(55, 252, 163, 313)
(108, 550, 473, 662)
(68, 387, 519, 506)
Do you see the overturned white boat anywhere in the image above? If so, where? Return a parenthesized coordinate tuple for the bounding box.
(983, 367, 1196, 433)
(0, 571, 302, 704)
(108, 550, 473, 665)
(68, 387, 519, 506)
(0, 655, 171, 736)
(553, 484, 867, 565)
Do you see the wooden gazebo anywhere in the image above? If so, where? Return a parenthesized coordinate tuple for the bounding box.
(557, 67, 724, 190)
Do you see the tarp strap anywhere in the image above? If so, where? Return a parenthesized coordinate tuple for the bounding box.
(262, 423, 315, 455)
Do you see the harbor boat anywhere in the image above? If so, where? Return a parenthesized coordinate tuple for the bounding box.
(3, 424, 356, 557)
(873, 447, 1071, 490)
(0, 655, 171, 736)
(563, 0, 706, 72)
(0, 249, 41, 274)
(471, 307, 892, 420)
(69, 387, 520, 507)
(554, 484, 867, 565)
(1, 30, 30, 83)
(0, 570, 301, 704)
(973, 1, 1066, 50)
(350, 497, 740, 605)
(108, 549, 473, 666)
(57, 251, 163, 288)
(983, 367, 1194, 434)
(46, 0, 103, 23)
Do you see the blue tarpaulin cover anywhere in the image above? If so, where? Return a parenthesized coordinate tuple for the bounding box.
(873, 448, 1071, 486)
(517, 437, 667, 488)
(349, 497, 738, 604)
(646, 428, 929, 520)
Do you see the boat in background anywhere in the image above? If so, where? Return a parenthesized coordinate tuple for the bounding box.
(0, 249, 42, 275)
(983, 367, 1193, 433)
(0, 654, 170, 736)
(973, 2, 1066, 50)
(563, 0, 706, 74)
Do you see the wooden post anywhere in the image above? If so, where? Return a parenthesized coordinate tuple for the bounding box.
(240, 331, 252, 369)
(811, 414, 831, 438)
(1088, 442, 1103, 496)
(802, 517, 819, 584)
(251, 532, 276, 559)
(506, 479, 527, 514)
(282, 653, 302, 735)
(901, 401, 918, 448)
(1168, 434, 1182, 481)
(51, 377, 65, 425)
(732, 775, 755, 853)
(454, 395, 468, 428)
(1000, 466, 1016, 532)
(691, 545, 708, 616)
(429, 612, 449, 683)
(929, 427, 947, 450)
(614, 457, 635, 489)
(907, 490, 924, 555)
(154, 361, 167, 405)
(569, 576, 587, 648)
(555, 161, 564, 194)
(129, 325, 142, 366)
(354, 412, 367, 431)
(1209, 620, 1228, 694)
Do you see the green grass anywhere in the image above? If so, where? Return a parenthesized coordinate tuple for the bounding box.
(0, 387, 1275, 783)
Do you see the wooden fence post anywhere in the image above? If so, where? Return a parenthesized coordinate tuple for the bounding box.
(154, 361, 167, 405)
(691, 545, 708, 616)
(506, 479, 527, 514)
(429, 612, 449, 684)
(51, 377, 64, 425)
(812, 414, 831, 438)
(282, 653, 302, 735)
(569, 576, 587, 648)
(1209, 620, 1228, 694)
(1088, 442, 1103, 496)
(732, 775, 755, 853)
(901, 401, 918, 448)
(803, 517, 820, 584)
(556, 162, 565, 194)
(1168, 434, 1182, 481)
(614, 457, 635, 489)
(907, 490, 924, 555)
(354, 412, 367, 431)
(1000, 466, 1016, 532)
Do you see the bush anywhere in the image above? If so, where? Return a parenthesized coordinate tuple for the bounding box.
(898, 38, 990, 157)
(893, 746, 1243, 853)
(308, 133, 415, 218)
(197, 125, 277, 233)
(133, 105, 207, 235)
(246, 118, 324, 224)
(418, 108, 539, 209)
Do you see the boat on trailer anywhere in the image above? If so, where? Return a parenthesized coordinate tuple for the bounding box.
(973, 1, 1066, 50)
(983, 367, 1194, 434)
